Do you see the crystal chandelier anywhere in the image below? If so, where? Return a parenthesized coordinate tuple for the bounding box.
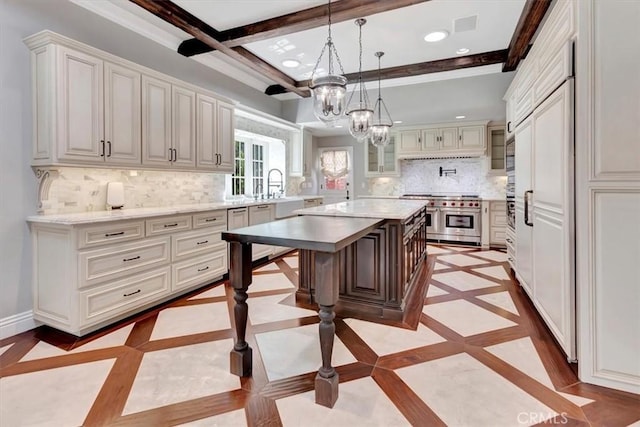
(309, 0, 347, 126)
(370, 51, 393, 147)
(345, 19, 373, 141)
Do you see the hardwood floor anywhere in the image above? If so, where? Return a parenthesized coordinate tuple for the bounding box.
(1, 245, 638, 426)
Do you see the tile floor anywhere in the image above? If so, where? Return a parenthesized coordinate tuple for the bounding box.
(1, 248, 639, 426)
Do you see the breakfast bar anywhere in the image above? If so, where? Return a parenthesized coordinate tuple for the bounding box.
(221, 215, 384, 408)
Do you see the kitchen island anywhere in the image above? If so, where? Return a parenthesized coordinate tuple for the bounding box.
(293, 199, 429, 322)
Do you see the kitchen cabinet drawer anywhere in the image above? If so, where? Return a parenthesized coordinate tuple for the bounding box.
(172, 252, 227, 292)
(81, 267, 170, 326)
(490, 210, 507, 227)
(77, 220, 145, 249)
(193, 210, 227, 229)
(172, 229, 226, 262)
(506, 227, 516, 270)
(490, 229, 506, 245)
(146, 215, 192, 236)
(79, 236, 170, 288)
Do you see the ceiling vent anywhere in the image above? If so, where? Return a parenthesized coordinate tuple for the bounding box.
(454, 15, 477, 33)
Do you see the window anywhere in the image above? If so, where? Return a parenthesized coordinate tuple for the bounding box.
(320, 149, 349, 191)
(228, 130, 285, 198)
(231, 140, 246, 196)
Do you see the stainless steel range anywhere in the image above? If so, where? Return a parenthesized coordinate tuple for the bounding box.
(400, 194, 482, 245)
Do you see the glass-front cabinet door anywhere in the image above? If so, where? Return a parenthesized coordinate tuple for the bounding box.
(364, 133, 399, 177)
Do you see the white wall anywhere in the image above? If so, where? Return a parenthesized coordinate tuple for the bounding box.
(0, 0, 283, 334)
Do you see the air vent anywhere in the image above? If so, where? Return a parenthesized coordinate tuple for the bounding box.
(454, 15, 477, 33)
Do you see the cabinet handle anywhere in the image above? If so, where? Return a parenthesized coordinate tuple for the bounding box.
(204, 218, 217, 222)
(197, 266, 210, 272)
(459, 135, 462, 141)
(508, 257, 514, 263)
(123, 255, 140, 262)
(105, 231, 125, 237)
(524, 190, 533, 227)
(123, 289, 141, 297)
(507, 121, 512, 133)
(232, 209, 247, 214)
(168, 148, 173, 162)
(418, 137, 421, 144)
(196, 240, 209, 245)
(256, 205, 269, 209)
(100, 140, 105, 157)
(107, 140, 112, 157)
(163, 223, 179, 228)
(506, 238, 513, 244)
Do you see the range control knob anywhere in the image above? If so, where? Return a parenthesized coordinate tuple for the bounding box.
(451, 202, 456, 206)
(475, 202, 479, 207)
(460, 202, 465, 207)
(442, 202, 447, 206)
(430, 202, 435, 206)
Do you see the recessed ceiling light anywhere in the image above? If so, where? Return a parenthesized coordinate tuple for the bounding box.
(282, 59, 300, 68)
(456, 115, 466, 119)
(456, 48, 470, 55)
(394, 120, 403, 124)
(424, 30, 449, 42)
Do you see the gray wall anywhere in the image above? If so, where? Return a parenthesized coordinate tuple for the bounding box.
(0, 0, 282, 326)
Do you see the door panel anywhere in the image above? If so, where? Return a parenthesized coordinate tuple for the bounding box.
(142, 75, 171, 166)
(172, 86, 196, 168)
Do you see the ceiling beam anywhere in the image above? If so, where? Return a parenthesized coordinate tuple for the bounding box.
(129, 0, 309, 98)
(502, 0, 552, 72)
(178, 0, 431, 57)
(291, 49, 509, 89)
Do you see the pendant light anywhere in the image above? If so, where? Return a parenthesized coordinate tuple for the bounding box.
(309, 0, 347, 126)
(370, 51, 393, 147)
(345, 18, 373, 141)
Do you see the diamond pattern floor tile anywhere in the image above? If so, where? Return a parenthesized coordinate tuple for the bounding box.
(427, 245, 453, 254)
(189, 285, 226, 299)
(0, 359, 116, 426)
(433, 262, 450, 271)
(473, 265, 511, 280)
(396, 353, 557, 426)
(426, 284, 449, 297)
(344, 318, 445, 356)
(247, 272, 295, 294)
(177, 409, 247, 426)
(283, 256, 298, 269)
(248, 294, 317, 325)
(255, 324, 356, 381)
(123, 339, 240, 415)
(277, 377, 410, 426)
(476, 291, 519, 315)
(0, 344, 12, 356)
(150, 302, 231, 341)
(473, 250, 509, 262)
(254, 262, 281, 272)
(436, 254, 491, 267)
(433, 271, 500, 291)
(21, 324, 135, 362)
(423, 299, 517, 337)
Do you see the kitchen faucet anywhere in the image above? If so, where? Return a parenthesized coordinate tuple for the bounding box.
(267, 168, 284, 199)
(254, 183, 264, 200)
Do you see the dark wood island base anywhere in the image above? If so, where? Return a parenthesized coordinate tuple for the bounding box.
(223, 216, 386, 408)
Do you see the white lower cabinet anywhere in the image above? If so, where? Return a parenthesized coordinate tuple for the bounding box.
(249, 204, 275, 261)
(30, 209, 228, 336)
(489, 201, 507, 247)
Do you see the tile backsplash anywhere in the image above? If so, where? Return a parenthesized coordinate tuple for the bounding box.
(367, 157, 506, 199)
(39, 168, 227, 215)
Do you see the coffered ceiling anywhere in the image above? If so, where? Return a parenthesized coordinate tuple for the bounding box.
(70, 0, 550, 101)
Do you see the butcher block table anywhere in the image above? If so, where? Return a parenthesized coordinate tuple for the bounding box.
(222, 215, 384, 408)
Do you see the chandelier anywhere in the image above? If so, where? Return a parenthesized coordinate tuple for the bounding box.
(309, 0, 347, 126)
(370, 51, 393, 147)
(345, 18, 373, 141)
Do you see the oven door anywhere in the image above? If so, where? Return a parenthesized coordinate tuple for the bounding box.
(425, 208, 439, 237)
(440, 209, 481, 242)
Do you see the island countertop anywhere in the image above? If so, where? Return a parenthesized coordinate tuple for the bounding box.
(293, 199, 426, 220)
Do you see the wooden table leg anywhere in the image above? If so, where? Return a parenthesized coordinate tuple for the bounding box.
(229, 241, 252, 377)
(313, 251, 340, 408)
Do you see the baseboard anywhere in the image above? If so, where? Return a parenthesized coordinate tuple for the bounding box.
(0, 311, 40, 340)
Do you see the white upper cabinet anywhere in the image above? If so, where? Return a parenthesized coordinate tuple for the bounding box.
(289, 128, 312, 177)
(25, 31, 235, 172)
(47, 46, 141, 166)
(142, 75, 172, 167)
(171, 85, 196, 169)
(104, 62, 141, 165)
(365, 133, 399, 177)
(397, 122, 487, 158)
(215, 100, 234, 172)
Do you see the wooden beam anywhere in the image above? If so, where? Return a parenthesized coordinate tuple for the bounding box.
(178, 0, 431, 56)
(296, 49, 509, 88)
(503, 0, 552, 72)
(129, 0, 309, 98)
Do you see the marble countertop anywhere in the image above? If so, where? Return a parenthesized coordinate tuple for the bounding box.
(293, 199, 426, 220)
(26, 196, 324, 225)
